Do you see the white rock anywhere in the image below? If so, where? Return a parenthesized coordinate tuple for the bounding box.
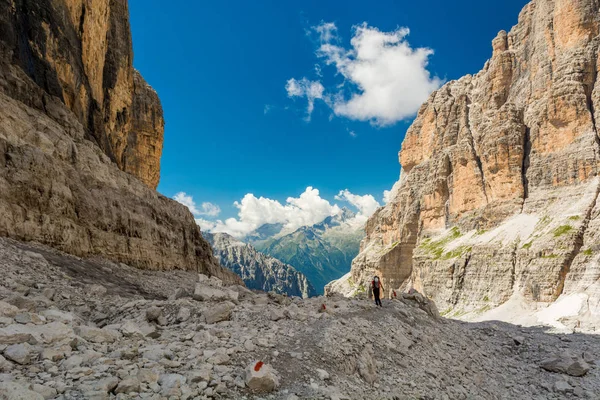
(4, 342, 36, 365)
(146, 306, 163, 323)
(0, 301, 19, 318)
(204, 302, 234, 324)
(193, 284, 229, 302)
(75, 326, 119, 343)
(245, 361, 279, 393)
(0, 354, 13, 372)
(177, 307, 191, 322)
(120, 320, 145, 339)
(115, 378, 141, 394)
(0, 382, 44, 400)
(316, 368, 330, 380)
(30, 384, 57, 400)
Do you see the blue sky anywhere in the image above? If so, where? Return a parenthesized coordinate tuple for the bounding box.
(129, 0, 528, 236)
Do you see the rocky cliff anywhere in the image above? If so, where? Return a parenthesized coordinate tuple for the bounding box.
(348, 0, 600, 327)
(0, 0, 163, 189)
(204, 232, 316, 298)
(0, 0, 241, 284)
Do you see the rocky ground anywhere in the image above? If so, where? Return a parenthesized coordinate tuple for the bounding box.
(0, 238, 599, 400)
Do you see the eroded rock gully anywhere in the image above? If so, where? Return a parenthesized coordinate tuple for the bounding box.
(344, 0, 600, 329)
(1, 238, 599, 399)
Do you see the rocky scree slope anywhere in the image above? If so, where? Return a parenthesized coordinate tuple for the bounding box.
(0, 0, 240, 283)
(346, 0, 600, 328)
(0, 238, 599, 399)
(203, 232, 316, 298)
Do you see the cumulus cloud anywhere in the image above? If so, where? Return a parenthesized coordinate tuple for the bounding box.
(194, 187, 382, 238)
(173, 192, 221, 217)
(335, 190, 380, 225)
(285, 78, 326, 120)
(383, 190, 392, 204)
(383, 180, 403, 204)
(209, 187, 341, 238)
(287, 22, 442, 126)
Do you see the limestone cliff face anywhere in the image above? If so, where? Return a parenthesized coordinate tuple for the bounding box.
(0, 0, 163, 188)
(351, 0, 600, 323)
(0, 1, 242, 284)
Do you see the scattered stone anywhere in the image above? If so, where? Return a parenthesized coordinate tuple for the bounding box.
(170, 288, 190, 300)
(4, 343, 36, 365)
(204, 302, 234, 324)
(0, 381, 44, 400)
(541, 352, 591, 377)
(316, 368, 330, 380)
(30, 383, 58, 400)
(120, 320, 144, 339)
(146, 306, 163, 323)
(6, 295, 37, 312)
(114, 378, 141, 394)
(245, 361, 279, 393)
(177, 307, 191, 322)
(88, 284, 108, 297)
(0, 301, 19, 318)
(74, 326, 118, 343)
(554, 380, 573, 394)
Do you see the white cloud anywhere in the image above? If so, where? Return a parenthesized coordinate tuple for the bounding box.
(173, 192, 221, 217)
(383, 190, 392, 204)
(210, 187, 341, 238)
(287, 22, 442, 126)
(383, 180, 403, 204)
(194, 187, 384, 239)
(335, 190, 380, 219)
(285, 78, 325, 120)
(199, 202, 221, 217)
(349, 130, 357, 138)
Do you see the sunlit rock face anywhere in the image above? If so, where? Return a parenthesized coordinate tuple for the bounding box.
(0, 0, 163, 188)
(348, 0, 600, 323)
(0, 0, 241, 284)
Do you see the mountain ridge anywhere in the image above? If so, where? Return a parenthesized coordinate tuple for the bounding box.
(203, 232, 316, 298)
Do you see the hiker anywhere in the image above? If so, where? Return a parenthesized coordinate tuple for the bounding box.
(371, 276, 384, 307)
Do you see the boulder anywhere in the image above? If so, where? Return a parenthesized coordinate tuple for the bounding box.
(4, 343, 36, 365)
(245, 361, 279, 393)
(88, 284, 108, 297)
(30, 383, 57, 400)
(169, 288, 190, 300)
(158, 373, 186, 396)
(0, 382, 44, 400)
(137, 368, 160, 384)
(5, 295, 37, 312)
(120, 321, 145, 339)
(0, 301, 19, 318)
(270, 308, 286, 321)
(114, 378, 140, 394)
(146, 306, 163, 323)
(0, 354, 13, 372)
(177, 307, 191, 322)
(14, 312, 44, 325)
(74, 326, 119, 343)
(39, 309, 75, 323)
(0, 325, 36, 345)
(204, 302, 234, 324)
(193, 284, 229, 302)
(541, 352, 591, 377)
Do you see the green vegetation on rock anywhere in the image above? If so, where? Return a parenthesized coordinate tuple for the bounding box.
(553, 225, 573, 237)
